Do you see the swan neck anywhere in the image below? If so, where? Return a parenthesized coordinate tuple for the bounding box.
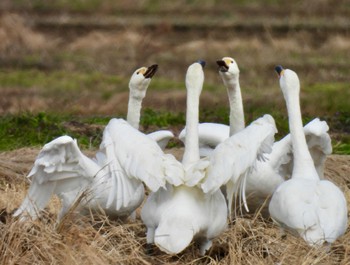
(182, 88, 200, 167)
(224, 76, 245, 136)
(284, 91, 318, 180)
(127, 94, 143, 129)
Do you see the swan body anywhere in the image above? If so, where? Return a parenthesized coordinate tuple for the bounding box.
(268, 67, 347, 245)
(14, 65, 179, 221)
(141, 61, 277, 255)
(142, 61, 227, 255)
(14, 118, 182, 222)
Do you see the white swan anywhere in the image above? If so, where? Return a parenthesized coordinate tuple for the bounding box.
(13, 65, 179, 221)
(141, 61, 277, 255)
(268, 66, 347, 246)
(181, 57, 332, 214)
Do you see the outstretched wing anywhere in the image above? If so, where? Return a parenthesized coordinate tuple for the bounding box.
(147, 130, 174, 150)
(102, 119, 184, 192)
(304, 118, 332, 178)
(268, 118, 331, 180)
(179, 123, 229, 157)
(200, 115, 277, 214)
(13, 136, 100, 220)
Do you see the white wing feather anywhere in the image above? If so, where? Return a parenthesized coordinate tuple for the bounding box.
(13, 136, 100, 220)
(102, 119, 184, 192)
(200, 115, 277, 213)
(268, 118, 331, 180)
(179, 123, 229, 157)
(147, 130, 174, 150)
(303, 118, 332, 178)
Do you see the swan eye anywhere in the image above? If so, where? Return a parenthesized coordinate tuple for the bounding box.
(136, 71, 140, 75)
(231, 60, 234, 64)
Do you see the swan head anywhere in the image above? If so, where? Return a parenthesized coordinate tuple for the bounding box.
(275, 65, 300, 97)
(216, 57, 240, 80)
(129, 64, 158, 99)
(185, 61, 205, 94)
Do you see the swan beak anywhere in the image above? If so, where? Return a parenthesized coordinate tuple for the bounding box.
(144, 64, 159, 78)
(275, 65, 284, 78)
(216, 60, 229, 72)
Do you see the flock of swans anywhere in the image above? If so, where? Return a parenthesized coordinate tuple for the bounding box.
(12, 57, 347, 255)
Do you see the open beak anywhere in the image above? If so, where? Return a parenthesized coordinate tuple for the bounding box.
(144, 64, 158, 78)
(216, 60, 229, 72)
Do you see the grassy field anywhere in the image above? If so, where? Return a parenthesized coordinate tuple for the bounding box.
(0, 0, 349, 153)
(0, 1, 350, 264)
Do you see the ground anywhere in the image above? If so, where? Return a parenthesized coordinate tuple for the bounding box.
(0, 147, 349, 264)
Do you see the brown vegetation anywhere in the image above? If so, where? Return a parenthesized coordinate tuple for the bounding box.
(0, 148, 349, 264)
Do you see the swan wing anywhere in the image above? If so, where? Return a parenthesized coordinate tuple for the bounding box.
(102, 118, 184, 192)
(13, 136, 100, 220)
(147, 130, 174, 150)
(303, 118, 332, 178)
(179, 123, 229, 157)
(200, 115, 277, 212)
(268, 118, 331, 180)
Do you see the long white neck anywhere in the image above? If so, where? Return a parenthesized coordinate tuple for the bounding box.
(182, 84, 200, 168)
(284, 89, 318, 180)
(223, 75, 245, 136)
(127, 92, 144, 130)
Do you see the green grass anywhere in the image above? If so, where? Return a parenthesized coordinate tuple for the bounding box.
(303, 83, 350, 113)
(141, 108, 185, 129)
(10, 0, 350, 13)
(0, 69, 125, 93)
(9, 0, 293, 13)
(0, 110, 348, 154)
(0, 113, 129, 151)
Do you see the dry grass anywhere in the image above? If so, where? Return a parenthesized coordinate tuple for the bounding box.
(0, 148, 349, 264)
(0, 14, 50, 55)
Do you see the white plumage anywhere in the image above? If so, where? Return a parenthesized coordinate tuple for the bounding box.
(181, 57, 332, 214)
(126, 64, 174, 149)
(268, 66, 347, 246)
(13, 65, 177, 221)
(142, 61, 224, 255)
(200, 114, 277, 215)
(178, 57, 243, 155)
(141, 61, 277, 255)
